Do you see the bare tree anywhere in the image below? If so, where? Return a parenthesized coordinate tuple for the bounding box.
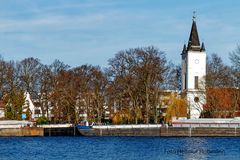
(135, 46, 168, 123)
(2, 61, 25, 120)
(0, 57, 8, 97)
(72, 65, 95, 123)
(206, 53, 233, 88)
(203, 52, 239, 118)
(107, 46, 168, 124)
(107, 49, 142, 124)
(17, 57, 43, 98)
(229, 46, 240, 117)
(89, 66, 108, 123)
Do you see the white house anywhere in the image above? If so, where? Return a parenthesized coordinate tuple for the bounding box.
(22, 92, 42, 120)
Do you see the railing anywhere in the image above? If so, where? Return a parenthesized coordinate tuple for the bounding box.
(0, 120, 33, 128)
(37, 124, 72, 128)
(0, 125, 24, 129)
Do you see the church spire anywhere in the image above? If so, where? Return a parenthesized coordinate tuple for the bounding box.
(200, 42, 205, 51)
(187, 13, 201, 51)
(181, 44, 187, 55)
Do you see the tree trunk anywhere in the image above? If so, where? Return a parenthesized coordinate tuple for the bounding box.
(146, 86, 149, 124)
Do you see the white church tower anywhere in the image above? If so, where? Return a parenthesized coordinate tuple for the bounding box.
(181, 15, 206, 119)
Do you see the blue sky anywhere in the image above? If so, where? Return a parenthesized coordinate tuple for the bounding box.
(0, 0, 239, 67)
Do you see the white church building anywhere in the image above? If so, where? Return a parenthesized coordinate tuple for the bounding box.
(181, 16, 206, 119)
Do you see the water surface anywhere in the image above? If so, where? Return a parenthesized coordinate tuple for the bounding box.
(0, 137, 239, 160)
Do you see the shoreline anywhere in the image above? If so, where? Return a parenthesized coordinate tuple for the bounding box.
(0, 126, 240, 137)
(78, 127, 240, 137)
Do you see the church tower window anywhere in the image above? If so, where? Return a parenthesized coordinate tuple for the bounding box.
(194, 76, 199, 89)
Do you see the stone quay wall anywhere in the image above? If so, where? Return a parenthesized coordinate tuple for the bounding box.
(44, 127, 79, 136)
(1, 127, 240, 137)
(160, 127, 240, 137)
(78, 127, 240, 137)
(0, 127, 44, 137)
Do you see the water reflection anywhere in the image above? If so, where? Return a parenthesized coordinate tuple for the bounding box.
(163, 138, 209, 159)
(183, 137, 208, 160)
(180, 137, 224, 160)
(0, 137, 237, 160)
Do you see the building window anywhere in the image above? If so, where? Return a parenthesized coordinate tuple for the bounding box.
(194, 97, 199, 102)
(195, 76, 198, 89)
(35, 109, 41, 114)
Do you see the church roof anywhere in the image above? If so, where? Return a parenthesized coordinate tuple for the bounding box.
(187, 16, 202, 51)
(181, 15, 206, 55)
(188, 19, 200, 46)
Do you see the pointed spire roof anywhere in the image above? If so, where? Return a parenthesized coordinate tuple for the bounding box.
(188, 18, 200, 46)
(187, 15, 202, 51)
(181, 13, 206, 55)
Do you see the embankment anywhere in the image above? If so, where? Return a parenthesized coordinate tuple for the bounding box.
(78, 127, 240, 137)
(0, 127, 79, 137)
(0, 127, 44, 136)
(44, 127, 79, 136)
(1, 127, 240, 137)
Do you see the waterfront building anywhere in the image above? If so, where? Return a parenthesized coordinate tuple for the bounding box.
(181, 16, 206, 119)
(22, 92, 42, 120)
(0, 92, 42, 120)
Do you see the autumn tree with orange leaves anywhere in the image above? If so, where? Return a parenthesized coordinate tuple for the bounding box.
(203, 88, 239, 118)
(165, 94, 187, 123)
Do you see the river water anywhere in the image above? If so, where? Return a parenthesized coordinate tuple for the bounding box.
(0, 137, 239, 160)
